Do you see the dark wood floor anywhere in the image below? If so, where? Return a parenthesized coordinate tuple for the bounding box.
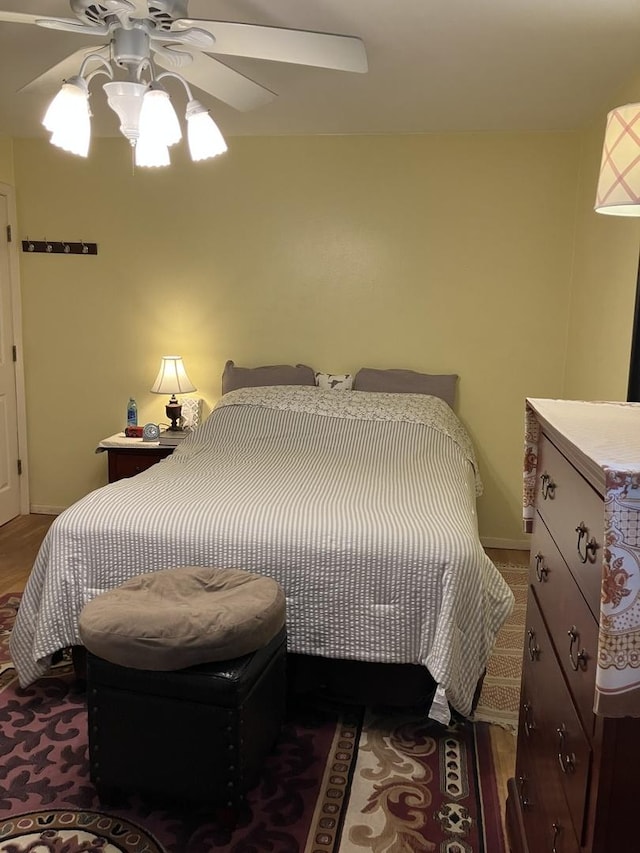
(0, 512, 55, 593)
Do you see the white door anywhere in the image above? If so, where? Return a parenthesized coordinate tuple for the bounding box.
(0, 191, 20, 525)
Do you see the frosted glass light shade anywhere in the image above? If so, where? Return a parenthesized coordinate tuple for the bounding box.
(42, 76, 91, 157)
(151, 356, 196, 395)
(595, 103, 640, 216)
(139, 87, 182, 147)
(103, 80, 147, 141)
(186, 99, 227, 161)
(135, 135, 171, 168)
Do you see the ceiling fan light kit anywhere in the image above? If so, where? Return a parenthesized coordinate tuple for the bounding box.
(0, 0, 367, 170)
(44, 30, 227, 167)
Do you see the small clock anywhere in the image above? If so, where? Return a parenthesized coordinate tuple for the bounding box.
(142, 422, 160, 442)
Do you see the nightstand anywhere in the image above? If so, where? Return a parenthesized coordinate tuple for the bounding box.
(97, 433, 175, 483)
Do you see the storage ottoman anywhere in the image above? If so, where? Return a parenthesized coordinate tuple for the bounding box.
(79, 566, 287, 807)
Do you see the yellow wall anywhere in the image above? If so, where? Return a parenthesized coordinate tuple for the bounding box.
(0, 137, 14, 184)
(13, 132, 580, 541)
(564, 78, 640, 400)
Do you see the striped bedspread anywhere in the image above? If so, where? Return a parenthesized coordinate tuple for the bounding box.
(10, 386, 513, 721)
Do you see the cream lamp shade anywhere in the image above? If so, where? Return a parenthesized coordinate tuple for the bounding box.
(151, 356, 196, 396)
(595, 103, 640, 216)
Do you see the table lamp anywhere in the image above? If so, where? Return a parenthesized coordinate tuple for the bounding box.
(151, 355, 196, 432)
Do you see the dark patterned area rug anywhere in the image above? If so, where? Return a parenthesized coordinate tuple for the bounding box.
(0, 593, 505, 852)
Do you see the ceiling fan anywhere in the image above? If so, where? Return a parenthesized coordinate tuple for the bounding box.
(0, 0, 368, 165)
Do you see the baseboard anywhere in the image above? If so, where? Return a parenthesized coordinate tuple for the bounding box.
(29, 505, 65, 516)
(481, 537, 530, 551)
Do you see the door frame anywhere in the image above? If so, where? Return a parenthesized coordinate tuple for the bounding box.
(0, 181, 29, 515)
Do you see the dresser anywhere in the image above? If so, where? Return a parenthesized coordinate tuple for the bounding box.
(506, 399, 640, 853)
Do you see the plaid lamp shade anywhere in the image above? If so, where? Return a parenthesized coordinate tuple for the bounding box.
(595, 103, 640, 216)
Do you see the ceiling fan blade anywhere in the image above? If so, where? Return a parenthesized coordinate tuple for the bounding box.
(0, 11, 97, 33)
(171, 19, 368, 73)
(19, 46, 111, 95)
(36, 18, 108, 35)
(154, 49, 276, 112)
(0, 11, 43, 25)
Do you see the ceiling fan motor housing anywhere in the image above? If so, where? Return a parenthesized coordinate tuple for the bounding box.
(70, 0, 188, 30)
(112, 26, 150, 68)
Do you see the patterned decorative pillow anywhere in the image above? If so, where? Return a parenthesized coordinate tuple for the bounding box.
(315, 372, 354, 391)
(180, 397, 203, 429)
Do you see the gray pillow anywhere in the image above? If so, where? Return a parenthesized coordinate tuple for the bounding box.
(353, 367, 458, 408)
(222, 360, 316, 395)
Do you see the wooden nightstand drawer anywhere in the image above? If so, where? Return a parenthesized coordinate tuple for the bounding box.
(107, 448, 174, 482)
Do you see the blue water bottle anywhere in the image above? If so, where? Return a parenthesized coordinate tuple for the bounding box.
(127, 397, 138, 427)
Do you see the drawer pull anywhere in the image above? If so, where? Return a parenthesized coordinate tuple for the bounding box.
(523, 702, 536, 736)
(527, 628, 540, 661)
(575, 521, 598, 564)
(517, 774, 530, 808)
(551, 822, 561, 853)
(556, 724, 576, 774)
(540, 471, 556, 500)
(534, 552, 549, 582)
(567, 626, 588, 671)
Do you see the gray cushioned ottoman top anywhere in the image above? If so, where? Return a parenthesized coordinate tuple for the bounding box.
(79, 567, 286, 671)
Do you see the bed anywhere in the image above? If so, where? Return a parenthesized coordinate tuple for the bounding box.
(10, 384, 513, 722)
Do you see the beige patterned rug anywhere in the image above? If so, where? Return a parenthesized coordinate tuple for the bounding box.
(473, 562, 528, 731)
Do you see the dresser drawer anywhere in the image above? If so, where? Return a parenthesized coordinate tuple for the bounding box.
(521, 589, 591, 846)
(514, 749, 580, 853)
(535, 434, 603, 619)
(530, 515, 598, 735)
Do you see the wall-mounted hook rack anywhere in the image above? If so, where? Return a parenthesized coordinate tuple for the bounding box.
(21, 240, 98, 255)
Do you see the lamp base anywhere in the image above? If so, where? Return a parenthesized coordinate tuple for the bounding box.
(165, 399, 182, 431)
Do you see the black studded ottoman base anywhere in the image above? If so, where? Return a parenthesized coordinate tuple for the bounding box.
(86, 627, 287, 807)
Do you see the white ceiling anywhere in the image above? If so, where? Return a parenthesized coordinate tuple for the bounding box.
(1, 0, 640, 140)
